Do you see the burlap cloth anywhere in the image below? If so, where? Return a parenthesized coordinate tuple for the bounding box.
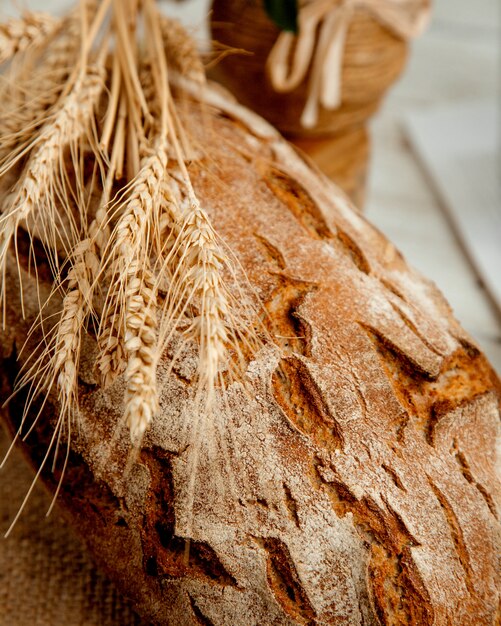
(0, 423, 150, 626)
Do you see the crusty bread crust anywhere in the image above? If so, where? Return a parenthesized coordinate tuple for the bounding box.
(1, 84, 500, 625)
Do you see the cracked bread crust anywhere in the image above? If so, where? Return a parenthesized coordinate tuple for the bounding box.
(0, 84, 500, 625)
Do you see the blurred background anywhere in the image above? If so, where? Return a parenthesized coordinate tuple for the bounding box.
(2, 0, 500, 377)
(365, 0, 500, 374)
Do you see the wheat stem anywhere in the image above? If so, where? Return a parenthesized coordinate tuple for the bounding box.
(113, 0, 150, 121)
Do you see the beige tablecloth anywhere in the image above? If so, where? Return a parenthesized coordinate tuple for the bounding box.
(0, 423, 148, 626)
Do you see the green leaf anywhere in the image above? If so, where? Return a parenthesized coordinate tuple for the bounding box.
(263, 0, 298, 33)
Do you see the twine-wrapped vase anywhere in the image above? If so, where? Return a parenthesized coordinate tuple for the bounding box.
(210, 0, 429, 205)
(211, 0, 409, 137)
(293, 125, 370, 207)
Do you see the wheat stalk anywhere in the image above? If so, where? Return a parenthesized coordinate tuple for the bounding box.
(156, 171, 252, 408)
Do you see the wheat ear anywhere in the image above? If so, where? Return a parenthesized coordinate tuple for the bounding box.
(0, 14, 86, 160)
(157, 181, 232, 403)
(122, 259, 159, 445)
(51, 258, 91, 414)
(159, 16, 206, 86)
(43, 211, 105, 404)
(97, 142, 168, 444)
(0, 62, 105, 319)
(12, 193, 108, 424)
(54, 207, 104, 374)
(2, 264, 87, 537)
(0, 12, 60, 66)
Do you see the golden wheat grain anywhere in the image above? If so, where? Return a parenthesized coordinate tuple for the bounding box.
(95, 305, 127, 388)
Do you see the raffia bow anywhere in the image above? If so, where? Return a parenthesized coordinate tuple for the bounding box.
(266, 0, 430, 128)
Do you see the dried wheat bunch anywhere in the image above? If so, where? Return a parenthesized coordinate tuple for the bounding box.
(0, 0, 264, 530)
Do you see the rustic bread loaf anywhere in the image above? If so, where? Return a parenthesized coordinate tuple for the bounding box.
(1, 84, 500, 626)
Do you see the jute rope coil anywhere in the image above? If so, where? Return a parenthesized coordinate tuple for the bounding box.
(267, 0, 430, 127)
